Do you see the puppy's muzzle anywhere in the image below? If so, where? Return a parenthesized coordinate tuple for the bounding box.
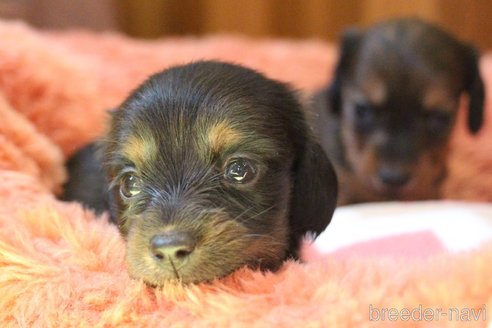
(150, 231, 196, 266)
(375, 133, 416, 189)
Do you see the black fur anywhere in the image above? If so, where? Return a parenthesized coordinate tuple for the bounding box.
(464, 46, 485, 133)
(61, 143, 108, 213)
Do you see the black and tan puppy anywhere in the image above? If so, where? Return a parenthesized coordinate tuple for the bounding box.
(311, 18, 484, 205)
(62, 60, 337, 285)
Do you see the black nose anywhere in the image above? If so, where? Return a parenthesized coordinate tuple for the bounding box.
(378, 167, 411, 187)
(150, 231, 196, 262)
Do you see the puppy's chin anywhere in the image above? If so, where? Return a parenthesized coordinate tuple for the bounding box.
(126, 254, 285, 286)
(124, 215, 289, 285)
(368, 176, 413, 200)
(365, 170, 442, 201)
(349, 163, 412, 200)
(125, 249, 242, 285)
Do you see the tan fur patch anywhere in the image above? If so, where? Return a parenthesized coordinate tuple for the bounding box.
(423, 85, 455, 112)
(122, 132, 157, 167)
(207, 121, 242, 153)
(362, 77, 387, 105)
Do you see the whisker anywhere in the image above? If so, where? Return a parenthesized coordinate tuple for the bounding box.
(169, 259, 180, 280)
(241, 234, 286, 245)
(237, 205, 275, 224)
(233, 207, 253, 222)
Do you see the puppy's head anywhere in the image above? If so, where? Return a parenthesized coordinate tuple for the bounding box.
(328, 18, 484, 199)
(102, 61, 337, 284)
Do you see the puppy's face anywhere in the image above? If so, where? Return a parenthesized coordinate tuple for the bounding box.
(103, 61, 337, 284)
(329, 19, 484, 200)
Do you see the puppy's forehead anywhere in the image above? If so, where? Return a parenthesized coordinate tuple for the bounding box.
(354, 22, 469, 92)
(114, 62, 303, 167)
(361, 20, 465, 69)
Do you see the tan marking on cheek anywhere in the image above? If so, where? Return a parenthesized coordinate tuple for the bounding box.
(207, 121, 242, 153)
(341, 121, 359, 165)
(122, 133, 157, 167)
(243, 210, 288, 266)
(410, 147, 448, 199)
(213, 212, 287, 269)
(355, 144, 379, 184)
(341, 123, 380, 182)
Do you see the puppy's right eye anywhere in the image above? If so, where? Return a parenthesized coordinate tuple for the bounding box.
(120, 173, 142, 199)
(354, 102, 374, 126)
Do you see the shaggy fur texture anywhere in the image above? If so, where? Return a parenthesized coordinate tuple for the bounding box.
(0, 20, 491, 326)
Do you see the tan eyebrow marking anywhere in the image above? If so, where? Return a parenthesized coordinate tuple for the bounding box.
(122, 131, 157, 167)
(362, 77, 387, 105)
(423, 85, 455, 112)
(207, 121, 242, 153)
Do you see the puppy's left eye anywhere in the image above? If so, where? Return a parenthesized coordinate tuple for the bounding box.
(354, 102, 375, 130)
(426, 111, 451, 132)
(120, 173, 142, 199)
(224, 158, 257, 184)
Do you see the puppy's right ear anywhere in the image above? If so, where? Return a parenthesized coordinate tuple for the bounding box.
(329, 28, 362, 114)
(288, 137, 338, 258)
(100, 107, 122, 225)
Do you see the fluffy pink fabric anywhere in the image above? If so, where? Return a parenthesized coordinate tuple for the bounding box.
(0, 20, 491, 326)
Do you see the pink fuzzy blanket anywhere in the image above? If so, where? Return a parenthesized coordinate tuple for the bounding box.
(0, 20, 491, 327)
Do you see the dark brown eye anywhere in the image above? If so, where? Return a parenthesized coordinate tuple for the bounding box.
(426, 111, 451, 132)
(354, 102, 375, 131)
(224, 158, 257, 184)
(120, 172, 142, 199)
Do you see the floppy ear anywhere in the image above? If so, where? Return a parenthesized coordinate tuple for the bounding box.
(62, 107, 120, 214)
(328, 28, 362, 114)
(463, 46, 485, 133)
(61, 143, 109, 214)
(287, 138, 338, 257)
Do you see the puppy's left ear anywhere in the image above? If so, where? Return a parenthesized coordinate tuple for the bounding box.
(463, 46, 485, 134)
(288, 138, 338, 257)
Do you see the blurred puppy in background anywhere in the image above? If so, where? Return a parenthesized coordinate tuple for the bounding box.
(62, 60, 337, 285)
(311, 18, 484, 205)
